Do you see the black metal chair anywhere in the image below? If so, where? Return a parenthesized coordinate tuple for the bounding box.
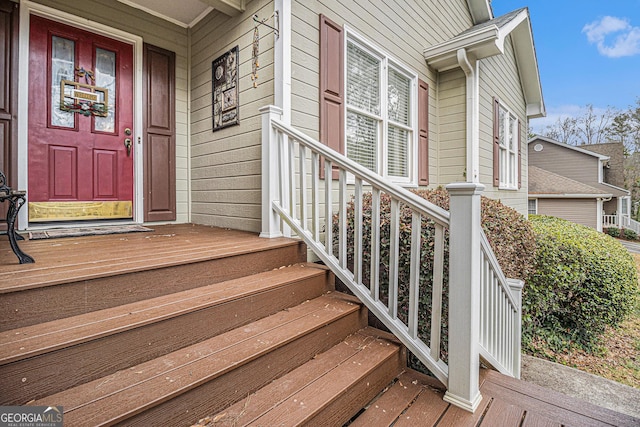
(0, 170, 34, 263)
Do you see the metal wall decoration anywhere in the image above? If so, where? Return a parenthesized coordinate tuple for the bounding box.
(212, 46, 239, 131)
(251, 11, 279, 88)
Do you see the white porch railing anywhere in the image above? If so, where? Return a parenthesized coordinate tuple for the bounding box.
(603, 214, 640, 235)
(479, 231, 523, 379)
(260, 105, 521, 412)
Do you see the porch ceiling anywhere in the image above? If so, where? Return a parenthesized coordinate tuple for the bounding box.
(117, 0, 246, 28)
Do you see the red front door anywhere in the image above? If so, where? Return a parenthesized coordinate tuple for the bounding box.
(28, 15, 134, 222)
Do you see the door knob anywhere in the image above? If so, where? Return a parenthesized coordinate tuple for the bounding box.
(124, 138, 132, 156)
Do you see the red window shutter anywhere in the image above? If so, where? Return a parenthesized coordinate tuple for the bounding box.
(493, 97, 500, 187)
(319, 14, 344, 179)
(518, 118, 522, 189)
(418, 79, 429, 185)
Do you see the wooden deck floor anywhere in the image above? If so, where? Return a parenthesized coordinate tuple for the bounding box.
(1, 224, 637, 426)
(0, 223, 301, 290)
(367, 369, 639, 427)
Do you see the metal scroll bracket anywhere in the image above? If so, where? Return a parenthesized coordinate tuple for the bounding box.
(253, 11, 279, 39)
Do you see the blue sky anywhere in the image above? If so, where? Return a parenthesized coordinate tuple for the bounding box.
(491, 1, 640, 132)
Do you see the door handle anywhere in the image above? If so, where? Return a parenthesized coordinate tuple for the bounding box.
(124, 138, 132, 156)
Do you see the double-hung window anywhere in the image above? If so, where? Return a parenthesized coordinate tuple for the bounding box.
(345, 33, 416, 184)
(494, 101, 519, 189)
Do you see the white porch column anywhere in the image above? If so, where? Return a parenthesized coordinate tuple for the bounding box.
(274, 0, 291, 124)
(260, 105, 283, 238)
(444, 182, 484, 412)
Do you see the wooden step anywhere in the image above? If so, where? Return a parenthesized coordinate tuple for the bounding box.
(30, 293, 367, 426)
(349, 370, 448, 427)
(202, 327, 403, 427)
(0, 229, 306, 331)
(0, 264, 331, 405)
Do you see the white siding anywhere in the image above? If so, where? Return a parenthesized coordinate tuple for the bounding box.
(437, 69, 467, 184)
(189, 1, 276, 232)
(479, 35, 528, 214)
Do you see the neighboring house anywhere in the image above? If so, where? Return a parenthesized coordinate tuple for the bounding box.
(0, 0, 545, 415)
(528, 136, 630, 231)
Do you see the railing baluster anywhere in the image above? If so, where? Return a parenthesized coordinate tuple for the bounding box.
(371, 189, 381, 301)
(338, 169, 347, 270)
(299, 144, 307, 230)
(408, 211, 421, 339)
(277, 129, 291, 237)
(354, 178, 363, 285)
(430, 224, 444, 361)
(324, 159, 333, 257)
(388, 199, 400, 319)
(311, 152, 320, 242)
(288, 137, 296, 222)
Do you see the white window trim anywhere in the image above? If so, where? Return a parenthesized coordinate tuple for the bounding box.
(497, 101, 519, 190)
(344, 26, 418, 186)
(528, 199, 537, 215)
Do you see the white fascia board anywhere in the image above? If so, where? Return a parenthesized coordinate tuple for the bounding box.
(424, 26, 502, 71)
(200, 0, 246, 17)
(600, 181, 631, 196)
(510, 12, 545, 118)
(467, 0, 492, 24)
(532, 193, 612, 199)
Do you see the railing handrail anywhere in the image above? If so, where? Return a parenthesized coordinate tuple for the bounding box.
(270, 118, 450, 227)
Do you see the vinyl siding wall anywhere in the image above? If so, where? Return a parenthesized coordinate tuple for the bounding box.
(291, 0, 474, 187)
(537, 198, 598, 229)
(479, 35, 528, 213)
(291, 1, 530, 216)
(437, 69, 467, 184)
(528, 140, 601, 187)
(31, 0, 191, 223)
(189, 0, 275, 232)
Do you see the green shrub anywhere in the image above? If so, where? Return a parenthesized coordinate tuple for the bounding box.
(624, 228, 638, 240)
(605, 227, 621, 238)
(524, 215, 638, 354)
(333, 187, 536, 364)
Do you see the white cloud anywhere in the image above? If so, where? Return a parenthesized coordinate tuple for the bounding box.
(582, 16, 640, 58)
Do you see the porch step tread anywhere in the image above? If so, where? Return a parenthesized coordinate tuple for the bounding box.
(0, 233, 301, 293)
(362, 371, 449, 427)
(348, 370, 443, 427)
(204, 327, 402, 427)
(32, 294, 363, 427)
(0, 263, 326, 364)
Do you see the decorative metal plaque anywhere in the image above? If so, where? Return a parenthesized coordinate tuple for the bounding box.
(212, 46, 239, 131)
(60, 79, 109, 117)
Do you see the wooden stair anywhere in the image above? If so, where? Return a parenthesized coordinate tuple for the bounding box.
(0, 226, 407, 426)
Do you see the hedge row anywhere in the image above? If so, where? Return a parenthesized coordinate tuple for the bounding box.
(524, 215, 638, 353)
